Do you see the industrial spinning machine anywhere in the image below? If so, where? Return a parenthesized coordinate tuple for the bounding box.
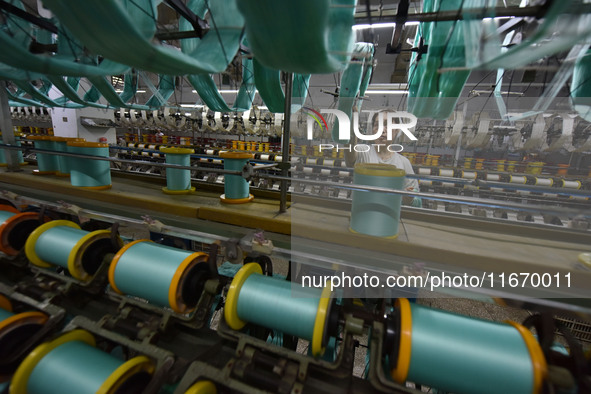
(1, 0, 591, 393)
(0, 191, 586, 394)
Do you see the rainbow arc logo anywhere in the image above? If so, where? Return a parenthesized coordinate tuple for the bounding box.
(303, 107, 328, 132)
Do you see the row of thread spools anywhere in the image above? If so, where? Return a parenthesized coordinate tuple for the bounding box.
(0, 202, 214, 393)
(292, 156, 588, 194)
(123, 133, 349, 159)
(417, 167, 585, 189)
(0, 202, 555, 394)
(408, 153, 587, 178)
(18, 133, 589, 206)
(15, 135, 112, 190)
(118, 143, 589, 200)
(124, 133, 282, 152)
(24, 134, 591, 193)
(21, 129, 586, 177)
(0, 128, 53, 168)
(284, 156, 589, 196)
(17, 136, 257, 204)
(1, 133, 112, 191)
(123, 142, 341, 162)
(122, 132, 583, 177)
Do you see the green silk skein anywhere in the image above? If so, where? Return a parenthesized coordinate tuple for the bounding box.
(571, 49, 591, 122)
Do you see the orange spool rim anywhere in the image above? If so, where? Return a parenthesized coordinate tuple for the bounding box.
(0, 294, 12, 312)
(0, 311, 48, 337)
(0, 212, 49, 256)
(0, 204, 19, 214)
(391, 298, 412, 383)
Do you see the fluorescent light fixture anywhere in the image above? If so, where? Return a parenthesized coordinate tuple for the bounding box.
(191, 89, 256, 94)
(368, 83, 408, 89)
(115, 89, 146, 93)
(365, 90, 408, 94)
(353, 21, 419, 30)
(257, 105, 268, 110)
(483, 16, 515, 21)
(180, 104, 205, 108)
(353, 22, 394, 30)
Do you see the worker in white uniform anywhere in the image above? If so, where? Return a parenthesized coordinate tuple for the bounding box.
(344, 110, 421, 207)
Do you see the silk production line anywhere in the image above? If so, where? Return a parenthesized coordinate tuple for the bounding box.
(2, 0, 591, 393)
(99, 104, 591, 232)
(76, 138, 591, 232)
(0, 125, 589, 393)
(0, 182, 589, 394)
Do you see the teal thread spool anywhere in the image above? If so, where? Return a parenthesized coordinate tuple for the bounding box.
(0, 133, 27, 167)
(109, 240, 209, 313)
(66, 141, 111, 189)
(0, 204, 17, 226)
(0, 299, 12, 322)
(49, 137, 84, 177)
(28, 135, 58, 175)
(350, 163, 404, 237)
(159, 147, 195, 194)
(25, 220, 122, 281)
(224, 263, 333, 357)
(10, 330, 154, 394)
(219, 151, 254, 203)
(391, 299, 546, 394)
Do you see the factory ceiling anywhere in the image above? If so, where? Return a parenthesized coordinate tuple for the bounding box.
(1, 0, 589, 125)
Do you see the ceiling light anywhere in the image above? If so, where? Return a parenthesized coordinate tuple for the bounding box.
(180, 104, 205, 108)
(353, 21, 419, 30)
(365, 90, 409, 95)
(114, 89, 146, 93)
(483, 16, 515, 21)
(191, 89, 240, 93)
(191, 89, 259, 95)
(368, 83, 408, 89)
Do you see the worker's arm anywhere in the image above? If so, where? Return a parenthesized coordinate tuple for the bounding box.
(402, 160, 422, 207)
